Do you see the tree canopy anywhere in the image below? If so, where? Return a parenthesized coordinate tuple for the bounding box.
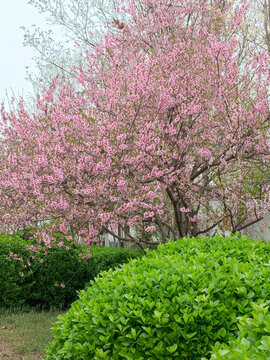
(1, 0, 269, 246)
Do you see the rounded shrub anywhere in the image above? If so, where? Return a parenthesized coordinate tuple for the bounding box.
(45, 235, 270, 360)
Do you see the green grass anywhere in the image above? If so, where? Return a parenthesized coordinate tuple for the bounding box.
(0, 309, 62, 359)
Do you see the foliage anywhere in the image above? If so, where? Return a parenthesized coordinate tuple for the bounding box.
(0, 234, 142, 309)
(45, 235, 270, 359)
(1, 0, 270, 247)
(208, 302, 270, 360)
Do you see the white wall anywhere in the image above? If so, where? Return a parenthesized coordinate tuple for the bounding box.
(242, 213, 270, 241)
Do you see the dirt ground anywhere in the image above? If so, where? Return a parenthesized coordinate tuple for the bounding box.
(0, 311, 61, 360)
(0, 325, 43, 359)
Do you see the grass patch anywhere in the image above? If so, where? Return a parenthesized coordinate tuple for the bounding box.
(0, 309, 62, 359)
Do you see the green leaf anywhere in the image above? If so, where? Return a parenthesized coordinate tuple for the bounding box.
(167, 344, 178, 353)
(241, 338, 250, 351)
(183, 313, 189, 324)
(259, 336, 270, 351)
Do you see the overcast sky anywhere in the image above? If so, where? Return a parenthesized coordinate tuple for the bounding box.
(0, 0, 48, 103)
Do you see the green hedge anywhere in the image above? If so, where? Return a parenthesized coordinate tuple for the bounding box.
(29, 245, 142, 309)
(86, 246, 143, 283)
(45, 235, 270, 360)
(0, 234, 32, 308)
(28, 245, 91, 309)
(0, 234, 142, 309)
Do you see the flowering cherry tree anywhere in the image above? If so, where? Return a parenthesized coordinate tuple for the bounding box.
(0, 0, 270, 247)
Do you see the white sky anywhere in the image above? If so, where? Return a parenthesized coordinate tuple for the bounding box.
(0, 0, 47, 103)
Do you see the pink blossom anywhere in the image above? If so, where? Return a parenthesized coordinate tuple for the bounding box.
(60, 223, 68, 233)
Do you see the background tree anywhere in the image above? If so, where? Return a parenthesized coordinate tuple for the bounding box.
(1, 0, 269, 247)
(22, 0, 127, 92)
(22, 0, 270, 87)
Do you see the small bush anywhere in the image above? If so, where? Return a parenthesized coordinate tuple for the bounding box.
(28, 245, 91, 309)
(45, 235, 270, 360)
(29, 245, 142, 309)
(0, 234, 32, 308)
(0, 234, 92, 309)
(208, 302, 270, 359)
(85, 246, 142, 283)
(0, 234, 142, 309)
